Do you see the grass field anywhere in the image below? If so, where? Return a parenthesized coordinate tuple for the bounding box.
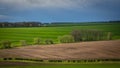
(0, 23, 120, 46)
(0, 61, 119, 68)
(1, 64, 120, 68)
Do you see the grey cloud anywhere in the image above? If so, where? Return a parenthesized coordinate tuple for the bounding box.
(0, 0, 92, 10)
(0, 0, 120, 10)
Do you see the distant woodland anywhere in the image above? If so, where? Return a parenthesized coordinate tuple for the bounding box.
(0, 21, 120, 27)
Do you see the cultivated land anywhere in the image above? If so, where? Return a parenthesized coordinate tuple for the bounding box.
(0, 40, 120, 60)
(0, 23, 120, 46)
(0, 40, 120, 68)
(0, 23, 120, 68)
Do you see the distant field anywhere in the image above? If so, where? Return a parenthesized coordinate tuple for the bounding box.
(0, 23, 120, 45)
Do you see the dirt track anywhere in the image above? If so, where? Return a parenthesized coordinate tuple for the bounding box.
(0, 40, 120, 60)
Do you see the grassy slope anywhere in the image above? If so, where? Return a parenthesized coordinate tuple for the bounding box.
(0, 23, 120, 45)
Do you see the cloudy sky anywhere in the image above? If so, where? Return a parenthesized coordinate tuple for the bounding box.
(0, 0, 120, 23)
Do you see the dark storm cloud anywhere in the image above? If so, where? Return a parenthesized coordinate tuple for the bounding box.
(0, 0, 120, 22)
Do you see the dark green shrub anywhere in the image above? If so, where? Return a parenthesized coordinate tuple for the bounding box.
(107, 32, 112, 40)
(45, 39, 54, 44)
(34, 38, 41, 44)
(3, 58, 7, 60)
(58, 35, 74, 43)
(1, 40, 12, 48)
(0, 42, 1, 48)
(20, 40, 27, 46)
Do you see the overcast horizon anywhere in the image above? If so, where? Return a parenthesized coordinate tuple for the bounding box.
(0, 0, 120, 23)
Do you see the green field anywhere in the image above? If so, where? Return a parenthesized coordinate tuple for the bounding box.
(0, 23, 120, 46)
(1, 64, 120, 68)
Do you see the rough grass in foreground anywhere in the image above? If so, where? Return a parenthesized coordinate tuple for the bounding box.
(1, 64, 120, 68)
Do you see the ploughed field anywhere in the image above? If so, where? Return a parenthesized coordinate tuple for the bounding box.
(0, 40, 120, 60)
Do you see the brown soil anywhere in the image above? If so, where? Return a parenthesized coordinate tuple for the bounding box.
(0, 40, 120, 60)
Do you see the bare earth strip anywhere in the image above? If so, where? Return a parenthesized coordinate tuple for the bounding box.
(0, 40, 120, 60)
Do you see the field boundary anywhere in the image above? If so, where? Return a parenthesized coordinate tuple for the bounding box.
(0, 58, 120, 64)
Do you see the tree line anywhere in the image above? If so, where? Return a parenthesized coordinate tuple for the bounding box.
(0, 21, 120, 27)
(0, 22, 44, 27)
(1, 58, 120, 63)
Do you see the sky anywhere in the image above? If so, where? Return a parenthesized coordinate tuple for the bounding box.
(0, 0, 120, 23)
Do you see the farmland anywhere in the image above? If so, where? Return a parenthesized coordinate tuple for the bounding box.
(0, 23, 120, 46)
(0, 23, 120, 68)
(0, 40, 120, 68)
(0, 40, 119, 60)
